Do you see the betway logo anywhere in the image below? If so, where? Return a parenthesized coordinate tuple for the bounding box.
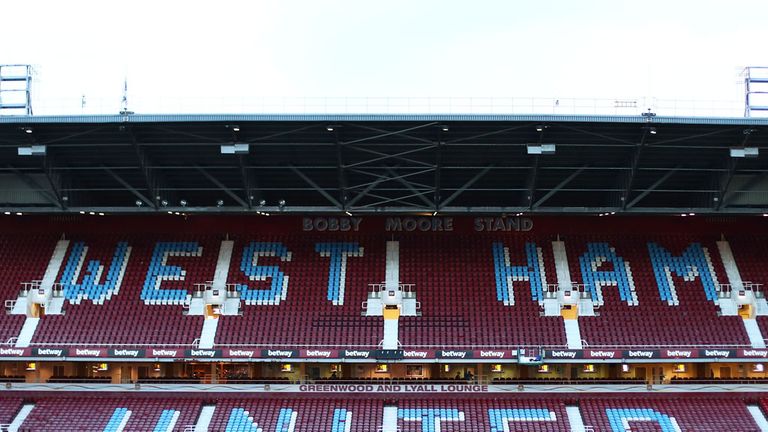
(152, 349, 178, 357)
(113, 349, 141, 357)
(665, 350, 692, 358)
(480, 351, 505, 359)
(229, 350, 255, 358)
(589, 351, 616, 359)
(742, 350, 768, 358)
(549, 350, 577, 359)
(440, 351, 467, 359)
(37, 349, 64, 356)
(190, 350, 217, 358)
(344, 350, 370, 358)
(305, 350, 332, 358)
(0, 348, 24, 356)
(268, 350, 294, 358)
(403, 350, 428, 358)
(627, 350, 655, 358)
(75, 349, 101, 356)
(704, 350, 730, 358)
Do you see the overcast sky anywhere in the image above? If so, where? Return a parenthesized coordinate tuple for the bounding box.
(3, 0, 767, 115)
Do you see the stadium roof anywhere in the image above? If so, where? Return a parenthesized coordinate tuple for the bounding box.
(0, 113, 767, 215)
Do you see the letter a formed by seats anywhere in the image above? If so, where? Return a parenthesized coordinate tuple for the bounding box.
(578, 243, 637, 306)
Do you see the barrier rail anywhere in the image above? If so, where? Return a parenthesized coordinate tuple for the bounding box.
(15, 95, 753, 118)
(0, 342, 756, 349)
(367, 283, 416, 292)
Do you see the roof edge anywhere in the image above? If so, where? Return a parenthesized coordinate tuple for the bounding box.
(2, 113, 768, 126)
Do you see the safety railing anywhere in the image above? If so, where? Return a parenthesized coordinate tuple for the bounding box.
(4, 300, 16, 312)
(367, 283, 415, 293)
(719, 282, 765, 299)
(18, 95, 751, 118)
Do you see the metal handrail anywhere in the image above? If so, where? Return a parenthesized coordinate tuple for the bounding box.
(21, 95, 748, 118)
(0, 340, 755, 349)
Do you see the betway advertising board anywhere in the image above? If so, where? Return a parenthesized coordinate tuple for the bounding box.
(545, 348, 747, 361)
(0, 347, 762, 361)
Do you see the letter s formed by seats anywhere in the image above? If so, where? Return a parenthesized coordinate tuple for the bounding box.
(236, 242, 292, 305)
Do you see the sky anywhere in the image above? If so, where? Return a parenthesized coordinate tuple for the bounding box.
(2, 0, 768, 115)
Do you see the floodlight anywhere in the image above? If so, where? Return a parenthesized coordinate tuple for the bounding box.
(220, 143, 249, 155)
(730, 147, 759, 158)
(526, 144, 556, 155)
(17, 145, 46, 156)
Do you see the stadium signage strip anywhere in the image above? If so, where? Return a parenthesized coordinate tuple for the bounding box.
(298, 384, 490, 393)
(0, 347, 758, 361)
(301, 217, 533, 232)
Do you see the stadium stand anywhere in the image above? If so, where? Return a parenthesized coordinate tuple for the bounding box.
(729, 237, 768, 343)
(18, 396, 201, 432)
(216, 234, 385, 347)
(207, 397, 383, 432)
(399, 236, 566, 347)
(5, 394, 766, 431)
(579, 397, 762, 432)
(0, 225, 763, 350)
(32, 235, 219, 346)
(397, 398, 569, 432)
(0, 397, 23, 426)
(568, 234, 751, 347)
(0, 235, 51, 343)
